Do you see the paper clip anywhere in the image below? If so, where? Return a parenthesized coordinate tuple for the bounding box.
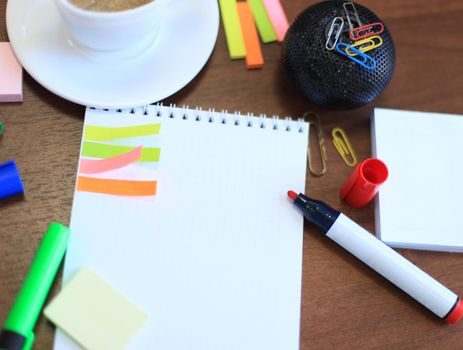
(325, 17, 345, 51)
(343, 2, 362, 31)
(332, 127, 357, 167)
(336, 42, 376, 70)
(350, 22, 384, 41)
(303, 112, 327, 176)
(346, 36, 383, 56)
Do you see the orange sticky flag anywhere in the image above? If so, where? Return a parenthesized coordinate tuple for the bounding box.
(77, 176, 157, 196)
(237, 2, 264, 69)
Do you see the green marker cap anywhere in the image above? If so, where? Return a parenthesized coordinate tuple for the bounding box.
(0, 223, 71, 350)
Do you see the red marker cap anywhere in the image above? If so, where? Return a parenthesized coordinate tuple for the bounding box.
(340, 158, 388, 208)
(446, 299, 463, 325)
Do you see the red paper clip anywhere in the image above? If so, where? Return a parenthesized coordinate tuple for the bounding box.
(349, 22, 384, 41)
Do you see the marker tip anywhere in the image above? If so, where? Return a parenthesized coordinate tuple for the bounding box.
(287, 190, 298, 201)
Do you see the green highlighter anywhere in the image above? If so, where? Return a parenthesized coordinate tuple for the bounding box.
(0, 223, 71, 350)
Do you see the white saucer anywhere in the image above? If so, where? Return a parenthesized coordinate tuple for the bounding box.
(6, 0, 219, 108)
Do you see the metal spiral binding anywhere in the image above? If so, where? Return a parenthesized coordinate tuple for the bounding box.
(234, 111, 241, 126)
(168, 103, 176, 118)
(220, 110, 228, 124)
(181, 105, 189, 120)
(297, 118, 305, 133)
(142, 105, 149, 115)
(258, 114, 266, 129)
(208, 108, 215, 123)
(272, 115, 280, 130)
(94, 104, 304, 133)
(246, 112, 254, 127)
(284, 117, 292, 132)
(154, 102, 163, 117)
(195, 106, 202, 121)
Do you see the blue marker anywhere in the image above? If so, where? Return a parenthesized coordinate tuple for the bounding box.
(0, 160, 24, 200)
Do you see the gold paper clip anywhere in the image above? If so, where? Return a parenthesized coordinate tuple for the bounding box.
(304, 112, 327, 176)
(332, 127, 357, 167)
(347, 36, 383, 56)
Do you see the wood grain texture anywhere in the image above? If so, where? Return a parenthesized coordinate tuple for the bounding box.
(1, 1, 463, 349)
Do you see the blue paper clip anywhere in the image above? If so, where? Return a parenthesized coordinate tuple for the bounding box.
(336, 42, 376, 70)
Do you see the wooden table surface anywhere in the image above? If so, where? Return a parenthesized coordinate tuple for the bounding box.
(1, 0, 463, 349)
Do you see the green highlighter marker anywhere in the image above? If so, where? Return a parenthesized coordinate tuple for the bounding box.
(0, 223, 71, 350)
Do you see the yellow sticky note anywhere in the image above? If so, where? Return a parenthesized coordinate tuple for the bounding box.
(44, 268, 148, 350)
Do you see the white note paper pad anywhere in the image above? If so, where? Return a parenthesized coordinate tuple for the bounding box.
(373, 108, 463, 252)
(55, 106, 308, 350)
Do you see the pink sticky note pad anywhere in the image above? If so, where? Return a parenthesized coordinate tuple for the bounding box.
(262, 0, 289, 42)
(0, 43, 23, 102)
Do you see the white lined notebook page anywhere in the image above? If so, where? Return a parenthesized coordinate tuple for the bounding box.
(55, 105, 309, 350)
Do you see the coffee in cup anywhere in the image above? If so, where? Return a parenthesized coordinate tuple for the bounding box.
(68, 0, 154, 12)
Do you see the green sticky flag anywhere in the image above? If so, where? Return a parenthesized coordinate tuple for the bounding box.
(219, 0, 246, 59)
(248, 0, 278, 43)
(84, 124, 161, 141)
(82, 142, 160, 162)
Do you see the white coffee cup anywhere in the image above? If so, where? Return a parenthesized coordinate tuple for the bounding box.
(54, 0, 171, 54)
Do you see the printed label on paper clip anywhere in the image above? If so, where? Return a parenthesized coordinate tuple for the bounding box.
(325, 17, 345, 51)
(336, 42, 376, 70)
(350, 22, 384, 41)
(347, 36, 383, 56)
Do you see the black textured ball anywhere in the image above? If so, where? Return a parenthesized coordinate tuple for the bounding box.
(282, 1, 396, 110)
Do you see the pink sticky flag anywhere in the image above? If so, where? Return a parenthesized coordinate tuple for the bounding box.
(0, 42, 23, 102)
(79, 146, 142, 174)
(262, 0, 289, 42)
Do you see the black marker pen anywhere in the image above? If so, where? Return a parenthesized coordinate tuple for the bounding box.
(288, 191, 463, 324)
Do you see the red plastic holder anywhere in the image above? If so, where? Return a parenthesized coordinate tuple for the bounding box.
(340, 158, 388, 208)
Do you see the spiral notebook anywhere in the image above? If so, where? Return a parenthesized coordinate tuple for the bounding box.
(55, 105, 309, 350)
